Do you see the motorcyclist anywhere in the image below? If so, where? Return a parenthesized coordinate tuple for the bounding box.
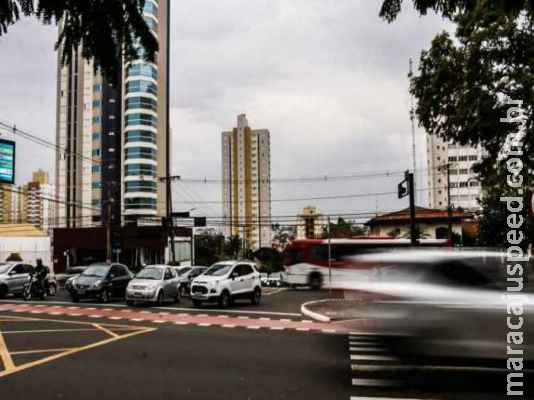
(33, 259, 49, 293)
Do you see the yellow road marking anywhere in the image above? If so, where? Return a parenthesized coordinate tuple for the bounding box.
(0, 314, 150, 331)
(0, 331, 15, 371)
(1, 328, 105, 334)
(0, 327, 156, 379)
(92, 324, 119, 338)
(10, 348, 75, 355)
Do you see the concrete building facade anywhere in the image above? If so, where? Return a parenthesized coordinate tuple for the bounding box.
(296, 206, 328, 239)
(426, 134, 484, 211)
(222, 114, 272, 250)
(55, 0, 168, 228)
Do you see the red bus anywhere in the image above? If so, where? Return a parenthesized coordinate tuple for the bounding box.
(282, 238, 450, 289)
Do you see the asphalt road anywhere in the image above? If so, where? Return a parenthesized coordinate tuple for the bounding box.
(0, 290, 531, 400)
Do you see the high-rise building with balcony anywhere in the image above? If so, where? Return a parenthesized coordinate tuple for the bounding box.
(222, 114, 272, 250)
(17, 170, 55, 232)
(55, 0, 168, 228)
(426, 134, 485, 211)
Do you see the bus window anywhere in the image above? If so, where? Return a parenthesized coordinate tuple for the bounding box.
(310, 245, 328, 261)
(283, 248, 305, 266)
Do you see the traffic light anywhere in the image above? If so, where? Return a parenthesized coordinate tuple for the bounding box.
(398, 180, 409, 199)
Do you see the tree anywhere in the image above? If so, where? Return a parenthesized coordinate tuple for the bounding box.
(194, 234, 224, 266)
(222, 235, 242, 260)
(0, 0, 158, 81)
(380, 0, 533, 249)
(323, 218, 368, 238)
(6, 252, 22, 262)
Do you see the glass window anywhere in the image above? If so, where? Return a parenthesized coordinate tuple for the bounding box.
(127, 64, 158, 80)
(125, 180, 157, 193)
(126, 130, 156, 144)
(144, 17, 158, 31)
(126, 80, 158, 95)
(126, 96, 157, 111)
(125, 147, 157, 160)
(125, 113, 157, 127)
(92, 133, 101, 140)
(125, 198, 157, 209)
(125, 164, 156, 177)
(143, 1, 158, 15)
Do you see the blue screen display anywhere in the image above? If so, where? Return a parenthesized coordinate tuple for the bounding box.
(0, 139, 15, 184)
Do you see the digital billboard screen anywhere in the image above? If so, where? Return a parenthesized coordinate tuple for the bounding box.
(0, 139, 16, 184)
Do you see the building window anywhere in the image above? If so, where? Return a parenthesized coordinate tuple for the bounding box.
(125, 147, 157, 160)
(126, 80, 158, 96)
(92, 165, 101, 173)
(127, 64, 158, 80)
(92, 149, 101, 157)
(92, 133, 101, 140)
(126, 130, 157, 144)
(92, 116, 102, 124)
(126, 96, 157, 112)
(125, 113, 157, 127)
(125, 180, 157, 193)
(125, 164, 156, 177)
(125, 197, 157, 210)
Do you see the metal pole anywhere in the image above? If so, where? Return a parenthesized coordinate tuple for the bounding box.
(165, 0, 175, 264)
(327, 216, 332, 296)
(407, 172, 417, 246)
(191, 227, 195, 266)
(446, 163, 453, 242)
(106, 200, 112, 263)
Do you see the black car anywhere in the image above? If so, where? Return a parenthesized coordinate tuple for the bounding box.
(175, 266, 207, 298)
(67, 263, 133, 303)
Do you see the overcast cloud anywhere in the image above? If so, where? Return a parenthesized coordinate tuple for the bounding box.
(0, 1, 449, 222)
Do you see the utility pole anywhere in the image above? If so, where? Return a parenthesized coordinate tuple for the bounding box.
(446, 163, 453, 241)
(327, 216, 332, 296)
(164, 0, 176, 265)
(106, 199, 114, 263)
(398, 170, 417, 245)
(409, 58, 417, 203)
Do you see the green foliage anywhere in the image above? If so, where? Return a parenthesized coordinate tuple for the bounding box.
(6, 252, 22, 262)
(194, 234, 224, 266)
(0, 0, 158, 81)
(323, 218, 368, 238)
(222, 235, 242, 260)
(252, 247, 283, 273)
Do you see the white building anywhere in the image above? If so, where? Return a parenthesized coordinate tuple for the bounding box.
(222, 114, 272, 250)
(296, 206, 328, 239)
(426, 135, 484, 211)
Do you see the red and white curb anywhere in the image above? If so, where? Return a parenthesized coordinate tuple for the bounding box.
(0, 303, 361, 335)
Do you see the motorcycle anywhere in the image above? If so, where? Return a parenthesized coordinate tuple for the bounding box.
(23, 273, 48, 301)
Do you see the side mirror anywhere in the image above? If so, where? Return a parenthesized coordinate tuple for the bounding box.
(8, 270, 16, 276)
(231, 272, 238, 280)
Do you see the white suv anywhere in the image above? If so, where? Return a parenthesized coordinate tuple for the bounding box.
(190, 261, 261, 308)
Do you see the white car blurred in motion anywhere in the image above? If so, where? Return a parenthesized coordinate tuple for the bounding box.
(337, 249, 533, 361)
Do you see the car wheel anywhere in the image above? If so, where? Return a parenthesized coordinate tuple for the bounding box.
(100, 290, 109, 303)
(179, 285, 187, 298)
(309, 273, 323, 291)
(40, 290, 47, 301)
(192, 299, 202, 307)
(48, 283, 57, 296)
(251, 287, 261, 305)
(23, 287, 32, 301)
(157, 291, 164, 306)
(0, 285, 7, 299)
(219, 290, 230, 308)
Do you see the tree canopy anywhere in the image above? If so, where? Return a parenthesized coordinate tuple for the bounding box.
(0, 0, 158, 80)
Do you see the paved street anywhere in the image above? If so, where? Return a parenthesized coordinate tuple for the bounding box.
(0, 289, 530, 400)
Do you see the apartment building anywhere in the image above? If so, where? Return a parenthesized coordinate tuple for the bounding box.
(222, 114, 272, 250)
(55, 0, 168, 228)
(427, 134, 484, 211)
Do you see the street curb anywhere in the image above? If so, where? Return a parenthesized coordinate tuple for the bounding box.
(300, 300, 332, 323)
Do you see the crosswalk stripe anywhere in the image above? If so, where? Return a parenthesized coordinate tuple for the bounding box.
(349, 341, 380, 346)
(352, 378, 401, 387)
(350, 354, 397, 361)
(351, 364, 415, 372)
(349, 347, 386, 352)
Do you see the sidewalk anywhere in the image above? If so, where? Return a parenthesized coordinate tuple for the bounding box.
(301, 291, 379, 322)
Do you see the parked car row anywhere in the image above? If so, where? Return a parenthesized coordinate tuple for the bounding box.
(63, 260, 263, 308)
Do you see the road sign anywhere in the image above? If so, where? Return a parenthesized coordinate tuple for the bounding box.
(0, 139, 15, 184)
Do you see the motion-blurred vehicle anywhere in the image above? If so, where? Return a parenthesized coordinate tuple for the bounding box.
(175, 266, 207, 298)
(283, 238, 450, 290)
(0, 262, 33, 298)
(261, 274, 283, 287)
(337, 249, 533, 361)
(67, 263, 133, 303)
(191, 261, 261, 308)
(126, 265, 180, 306)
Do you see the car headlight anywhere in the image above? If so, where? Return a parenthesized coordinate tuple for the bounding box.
(94, 280, 102, 287)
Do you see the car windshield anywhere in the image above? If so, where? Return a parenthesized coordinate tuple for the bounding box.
(204, 264, 233, 276)
(0, 264, 11, 275)
(81, 265, 109, 278)
(177, 267, 191, 276)
(136, 267, 163, 280)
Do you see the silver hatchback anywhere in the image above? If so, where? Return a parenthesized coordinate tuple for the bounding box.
(0, 262, 34, 298)
(126, 265, 180, 306)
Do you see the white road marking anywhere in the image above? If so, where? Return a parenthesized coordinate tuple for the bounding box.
(350, 354, 398, 361)
(237, 316, 249, 320)
(270, 327, 285, 331)
(259, 317, 270, 321)
(174, 321, 188, 325)
(247, 326, 261, 330)
(222, 324, 236, 328)
(130, 318, 143, 322)
(296, 328, 310, 332)
(197, 323, 211, 327)
(349, 341, 380, 346)
(349, 347, 386, 352)
(109, 317, 122, 320)
(153, 320, 166, 324)
(322, 329, 337, 333)
(352, 378, 400, 387)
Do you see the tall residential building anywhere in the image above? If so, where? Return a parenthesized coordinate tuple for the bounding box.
(0, 184, 14, 224)
(426, 134, 484, 211)
(222, 114, 272, 250)
(55, 0, 168, 228)
(17, 170, 55, 232)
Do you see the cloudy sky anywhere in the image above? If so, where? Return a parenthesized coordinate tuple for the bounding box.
(0, 1, 448, 222)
